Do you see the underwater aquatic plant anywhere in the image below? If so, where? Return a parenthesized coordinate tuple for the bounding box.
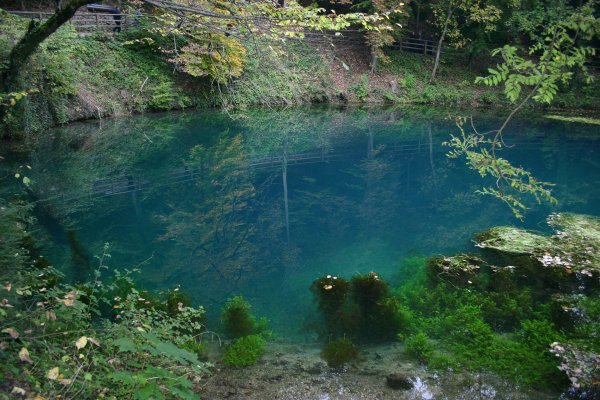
(320, 337, 359, 369)
(351, 272, 403, 341)
(404, 332, 434, 363)
(223, 334, 266, 367)
(311, 272, 405, 341)
(310, 275, 355, 338)
(426, 255, 484, 288)
(220, 295, 257, 338)
(311, 275, 350, 314)
(351, 272, 389, 311)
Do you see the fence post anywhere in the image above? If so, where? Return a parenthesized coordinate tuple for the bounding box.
(95, 14, 99, 30)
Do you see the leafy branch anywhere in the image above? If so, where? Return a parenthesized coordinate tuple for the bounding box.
(445, 5, 598, 219)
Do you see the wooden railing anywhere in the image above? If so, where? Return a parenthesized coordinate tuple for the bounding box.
(9, 10, 135, 34)
(389, 37, 438, 56)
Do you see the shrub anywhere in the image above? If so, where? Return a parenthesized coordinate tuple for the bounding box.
(349, 75, 369, 101)
(223, 334, 266, 367)
(320, 338, 359, 369)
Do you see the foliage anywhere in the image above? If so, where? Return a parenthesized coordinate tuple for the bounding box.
(0, 244, 211, 399)
(320, 338, 359, 369)
(431, 0, 502, 49)
(380, 51, 508, 106)
(350, 0, 406, 70)
(445, 116, 557, 220)
(0, 17, 195, 136)
(428, 0, 502, 82)
(445, 4, 599, 219)
(349, 74, 370, 101)
(0, 199, 34, 282)
(223, 334, 266, 367)
(221, 295, 267, 339)
(223, 43, 332, 107)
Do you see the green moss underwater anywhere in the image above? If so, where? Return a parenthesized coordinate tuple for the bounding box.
(310, 212, 600, 397)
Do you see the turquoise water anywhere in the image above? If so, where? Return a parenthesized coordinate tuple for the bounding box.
(10, 106, 600, 335)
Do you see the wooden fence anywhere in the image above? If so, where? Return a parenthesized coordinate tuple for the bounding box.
(389, 36, 438, 55)
(9, 10, 135, 34)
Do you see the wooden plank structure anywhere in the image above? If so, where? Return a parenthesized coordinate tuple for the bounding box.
(8, 10, 135, 34)
(389, 36, 437, 56)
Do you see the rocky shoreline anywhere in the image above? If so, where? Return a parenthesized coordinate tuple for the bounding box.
(199, 340, 558, 400)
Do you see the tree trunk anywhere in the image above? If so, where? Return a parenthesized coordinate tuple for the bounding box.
(1, 0, 94, 92)
(415, 2, 421, 37)
(429, 7, 453, 84)
(370, 46, 378, 74)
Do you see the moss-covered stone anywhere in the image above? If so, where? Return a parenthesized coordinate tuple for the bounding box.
(474, 226, 554, 255)
(426, 255, 484, 287)
(475, 214, 600, 291)
(546, 213, 600, 280)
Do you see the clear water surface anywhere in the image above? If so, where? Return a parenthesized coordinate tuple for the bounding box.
(7, 106, 600, 336)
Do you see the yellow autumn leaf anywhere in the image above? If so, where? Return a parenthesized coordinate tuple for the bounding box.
(2, 327, 19, 339)
(62, 298, 76, 306)
(47, 367, 59, 380)
(18, 347, 33, 364)
(11, 387, 26, 395)
(75, 336, 88, 350)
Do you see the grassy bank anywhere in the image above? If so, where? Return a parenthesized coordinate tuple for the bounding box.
(1, 9, 599, 137)
(0, 10, 203, 137)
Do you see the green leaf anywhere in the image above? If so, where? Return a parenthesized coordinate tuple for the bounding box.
(112, 337, 137, 353)
(110, 371, 136, 386)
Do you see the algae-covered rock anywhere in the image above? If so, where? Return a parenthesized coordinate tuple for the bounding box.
(549, 342, 600, 398)
(549, 213, 600, 244)
(386, 373, 413, 390)
(475, 226, 554, 255)
(475, 214, 600, 287)
(545, 213, 600, 279)
(426, 255, 484, 287)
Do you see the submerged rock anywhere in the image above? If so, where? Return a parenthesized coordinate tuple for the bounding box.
(475, 213, 600, 290)
(547, 213, 600, 279)
(550, 342, 600, 399)
(426, 254, 484, 287)
(385, 373, 413, 390)
(475, 226, 554, 255)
